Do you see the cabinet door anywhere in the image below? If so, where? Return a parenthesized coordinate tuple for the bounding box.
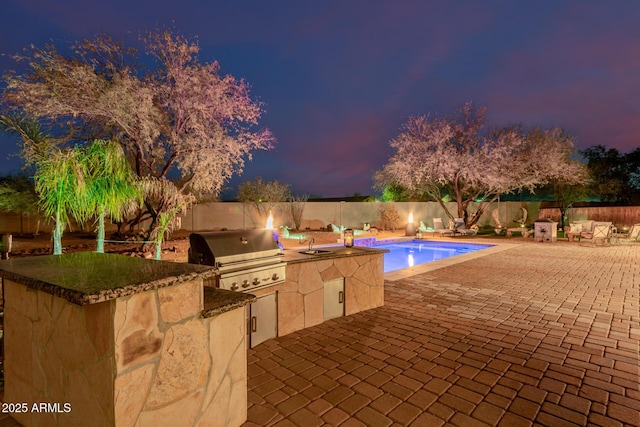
(249, 292, 277, 348)
(323, 279, 345, 320)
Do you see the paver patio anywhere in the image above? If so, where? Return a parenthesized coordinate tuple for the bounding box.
(0, 238, 637, 426)
(243, 239, 640, 426)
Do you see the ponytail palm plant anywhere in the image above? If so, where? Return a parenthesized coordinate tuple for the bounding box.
(3, 114, 83, 254)
(139, 177, 194, 260)
(33, 140, 141, 255)
(3, 117, 141, 254)
(83, 140, 142, 253)
(34, 147, 91, 254)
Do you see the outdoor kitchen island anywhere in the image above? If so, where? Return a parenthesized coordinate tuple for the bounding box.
(264, 245, 387, 337)
(188, 230, 387, 348)
(0, 252, 254, 427)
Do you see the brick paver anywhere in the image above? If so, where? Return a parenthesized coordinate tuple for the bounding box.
(244, 239, 640, 426)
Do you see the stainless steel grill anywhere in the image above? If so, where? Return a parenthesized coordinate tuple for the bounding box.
(188, 230, 286, 292)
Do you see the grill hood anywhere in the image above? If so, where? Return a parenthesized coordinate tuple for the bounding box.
(188, 230, 280, 266)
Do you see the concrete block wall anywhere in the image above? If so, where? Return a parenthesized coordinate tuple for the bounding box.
(5, 202, 640, 235)
(0, 201, 542, 234)
(180, 201, 542, 232)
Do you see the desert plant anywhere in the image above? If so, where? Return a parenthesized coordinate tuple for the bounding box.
(237, 177, 291, 226)
(83, 140, 142, 253)
(139, 177, 194, 260)
(34, 147, 91, 254)
(289, 195, 308, 231)
(378, 203, 401, 231)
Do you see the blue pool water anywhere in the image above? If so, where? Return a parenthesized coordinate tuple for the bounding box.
(376, 240, 494, 273)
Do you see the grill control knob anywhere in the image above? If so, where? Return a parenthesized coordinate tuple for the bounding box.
(272, 273, 279, 281)
(252, 278, 261, 286)
(230, 282, 239, 291)
(242, 280, 250, 288)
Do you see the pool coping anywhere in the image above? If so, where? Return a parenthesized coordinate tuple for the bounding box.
(287, 236, 522, 281)
(383, 239, 521, 281)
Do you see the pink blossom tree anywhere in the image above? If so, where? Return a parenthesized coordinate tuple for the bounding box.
(1, 30, 274, 238)
(375, 102, 585, 227)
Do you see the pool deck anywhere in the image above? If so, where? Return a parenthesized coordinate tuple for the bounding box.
(243, 236, 640, 426)
(0, 236, 637, 426)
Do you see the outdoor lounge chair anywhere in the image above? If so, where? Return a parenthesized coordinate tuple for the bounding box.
(453, 218, 477, 235)
(579, 221, 612, 245)
(613, 223, 640, 244)
(567, 220, 595, 242)
(432, 218, 455, 236)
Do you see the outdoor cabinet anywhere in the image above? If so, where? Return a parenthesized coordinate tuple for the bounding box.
(323, 278, 345, 320)
(249, 292, 278, 348)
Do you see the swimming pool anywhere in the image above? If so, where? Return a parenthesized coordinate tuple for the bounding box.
(376, 240, 494, 272)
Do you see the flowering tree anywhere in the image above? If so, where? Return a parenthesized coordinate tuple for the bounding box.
(375, 102, 586, 227)
(1, 30, 274, 238)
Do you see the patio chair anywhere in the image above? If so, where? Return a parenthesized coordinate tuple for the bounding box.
(579, 221, 612, 245)
(613, 223, 640, 244)
(566, 220, 595, 242)
(453, 218, 477, 235)
(432, 218, 455, 237)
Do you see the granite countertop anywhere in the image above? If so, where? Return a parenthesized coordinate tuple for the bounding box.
(202, 287, 256, 318)
(0, 252, 217, 306)
(282, 245, 389, 264)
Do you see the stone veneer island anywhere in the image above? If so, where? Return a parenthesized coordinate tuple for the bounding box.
(266, 246, 387, 336)
(0, 252, 254, 427)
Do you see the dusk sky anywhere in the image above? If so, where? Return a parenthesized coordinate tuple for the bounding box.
(1, 1, 639, 198)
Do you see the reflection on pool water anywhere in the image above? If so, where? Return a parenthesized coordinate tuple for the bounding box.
(376, 240, 494, 273)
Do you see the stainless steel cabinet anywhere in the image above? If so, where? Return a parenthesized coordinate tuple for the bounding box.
(248, 292, 278, 348)
(323, 279, 345, 320)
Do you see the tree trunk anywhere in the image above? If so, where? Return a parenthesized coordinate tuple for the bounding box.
(53, 213, 63, 255)
(468, 194, 501, 228)
(155, 242, 161, 260)
(141, 215, 159, 253)
(437, 199, 454, 222)
(96, 212, 105, 253)
(558, 206, 567, 230)
(113, 219, 124, 235)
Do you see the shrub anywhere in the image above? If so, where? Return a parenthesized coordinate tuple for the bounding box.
(378, 203, 401, 231)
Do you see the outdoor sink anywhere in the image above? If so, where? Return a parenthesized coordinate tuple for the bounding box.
(298, 249, 332, 255)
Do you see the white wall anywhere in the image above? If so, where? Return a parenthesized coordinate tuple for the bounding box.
(0, 201, 544, 234)
(179, 201, 541, 232)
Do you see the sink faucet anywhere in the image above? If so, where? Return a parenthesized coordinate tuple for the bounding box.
(308, 238, 315, 252)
